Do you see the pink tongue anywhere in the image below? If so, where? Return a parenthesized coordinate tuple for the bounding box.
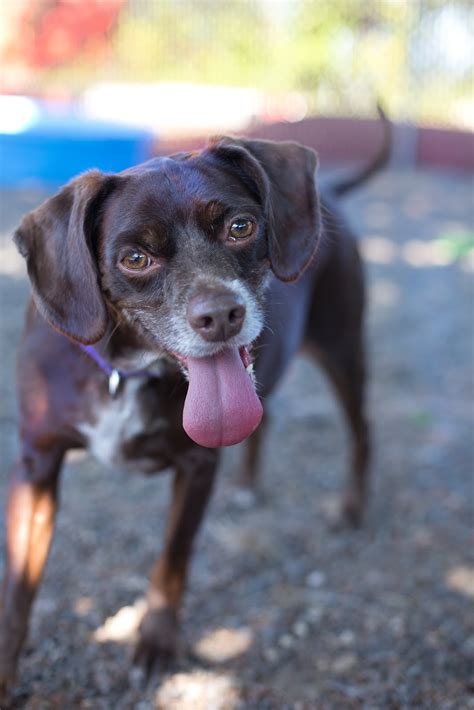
(183, 347, 263, 448)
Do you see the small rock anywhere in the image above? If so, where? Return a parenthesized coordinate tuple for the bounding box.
(293, 620, 309, 638)
(121, 575, 148, 592)
(263, 647, 279, 663)
(129, 665, 147, 690)
(34, 598, 57, 615)
(317, 657, 330, 672)
(263, 648, 280, 663)
(332, 653, 357, 674)
(306, 570, 326, 588)
(407, 663, 422, 678)
(389, 615, 404, 636)
(278, 633, 295, 649)
(413, 527, 433, 547)
(93, 663, 111, 694)
(74, 596, 94, 616)
(339, 630, 355, 646)
(366, 570, 385, 586)
(230, 487, 258, 510)
(305, 606, 324, 623)
(462, 636, 474, 658)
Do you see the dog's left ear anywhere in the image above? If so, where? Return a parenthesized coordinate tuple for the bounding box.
(207, 137, 320, 282)
(14, 171, 117, 344)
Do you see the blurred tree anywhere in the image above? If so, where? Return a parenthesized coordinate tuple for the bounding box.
(0, 0, 125, 94)
(111, 0, 270, 86)
(1, 1, 124, 70)
(0, 0, 472, 128)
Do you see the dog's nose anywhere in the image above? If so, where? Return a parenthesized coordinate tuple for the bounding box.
(187, 288, 246, 342)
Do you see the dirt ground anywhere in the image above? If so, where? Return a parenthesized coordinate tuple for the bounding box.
(0, 167, 473, 709)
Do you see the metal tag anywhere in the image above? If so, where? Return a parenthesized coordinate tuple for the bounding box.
(108, 369, 121, 398)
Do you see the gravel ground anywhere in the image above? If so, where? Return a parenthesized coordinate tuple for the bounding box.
(0, 168, 473, 709)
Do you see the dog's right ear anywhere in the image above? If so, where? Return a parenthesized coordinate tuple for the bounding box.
(207, 136, 320, 282)
(14, 171, 118, 344)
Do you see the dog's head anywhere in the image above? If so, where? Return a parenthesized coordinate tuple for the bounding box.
(14, 138, 321, 446)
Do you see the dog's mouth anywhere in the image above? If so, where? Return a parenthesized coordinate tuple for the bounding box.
(174, 345, 263, 448)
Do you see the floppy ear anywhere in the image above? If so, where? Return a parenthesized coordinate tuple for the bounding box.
(14, 171, 117, 343)
(207, 136, 320, 282)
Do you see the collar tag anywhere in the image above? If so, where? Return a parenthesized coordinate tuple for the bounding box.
(108, 369, 121, 397)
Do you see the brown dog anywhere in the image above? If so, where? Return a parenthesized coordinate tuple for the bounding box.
(0, 124, 389, 696)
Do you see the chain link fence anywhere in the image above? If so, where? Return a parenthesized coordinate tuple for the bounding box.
(113, 0, 473, 129)
(1, 0, 472, 130)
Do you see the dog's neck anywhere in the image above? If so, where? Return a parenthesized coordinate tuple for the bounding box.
(87, 322, 176, 376)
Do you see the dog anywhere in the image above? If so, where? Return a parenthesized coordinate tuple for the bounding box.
(0, 115, 389, 696)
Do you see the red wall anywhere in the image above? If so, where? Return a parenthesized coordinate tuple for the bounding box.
(156, 117, 473, 171)
(417, 125, 474, 171)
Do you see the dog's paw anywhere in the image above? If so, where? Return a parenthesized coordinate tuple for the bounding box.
(0, 638, 19, 708)
(322, 492, 364, 531)
(0, 668, 15, 708)
(341, 491, 365, 528)
(133, 607, 178, 679)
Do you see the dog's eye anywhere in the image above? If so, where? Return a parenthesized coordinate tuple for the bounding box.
(120, 252, 151, 270)
(228, 219, 255, 241)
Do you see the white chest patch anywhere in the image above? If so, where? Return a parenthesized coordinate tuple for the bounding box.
(77, 379, 167, 470)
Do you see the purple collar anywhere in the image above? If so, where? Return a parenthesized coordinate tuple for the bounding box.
(78, 343, 155, 397)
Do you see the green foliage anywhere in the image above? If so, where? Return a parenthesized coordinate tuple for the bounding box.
(35, 0, 473, 128)
(435, 232, 474, 261)
(110, 0, 271, 86)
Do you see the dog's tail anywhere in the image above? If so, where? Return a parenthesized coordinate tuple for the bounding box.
(328, 104, 391, 197)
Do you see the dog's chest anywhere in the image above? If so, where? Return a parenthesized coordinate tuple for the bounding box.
(77, 378, 170, 473)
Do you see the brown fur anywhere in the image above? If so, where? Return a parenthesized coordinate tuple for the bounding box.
(0, 130, 389, 696)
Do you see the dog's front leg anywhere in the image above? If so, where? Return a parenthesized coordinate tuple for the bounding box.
(0, 445, 64, 700)
(235, 411, 268, 503)
(134, 448, 218, 675)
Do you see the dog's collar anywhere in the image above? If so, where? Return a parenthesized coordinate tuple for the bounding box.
(78, 344, 155, 397)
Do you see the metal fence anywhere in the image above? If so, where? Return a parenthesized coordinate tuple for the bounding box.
(1, 0, 472, 130)
(116, 0, 473, 129)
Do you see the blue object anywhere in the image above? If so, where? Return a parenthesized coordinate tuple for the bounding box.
(0, 97, 155, 187)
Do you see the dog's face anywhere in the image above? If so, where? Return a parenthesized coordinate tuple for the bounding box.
(14, 137, 321, 447)
(97, 154, 270, 360)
